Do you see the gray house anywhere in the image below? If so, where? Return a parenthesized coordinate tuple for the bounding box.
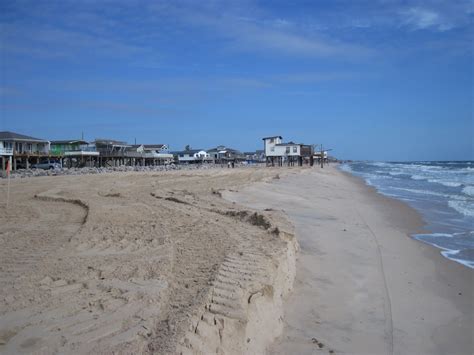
(207, 145, 245, 163)
(0, 131, 51, 170)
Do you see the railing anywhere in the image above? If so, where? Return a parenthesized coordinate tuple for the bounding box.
(97, 150, 129, 157)
(13, 150, 51, 156)
(0, 147, 13, 155)
(98, 150, 173, 159)
(64, 150, 100, 156)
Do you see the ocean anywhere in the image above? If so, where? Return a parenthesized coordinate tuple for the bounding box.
(340, 161, 474, 269)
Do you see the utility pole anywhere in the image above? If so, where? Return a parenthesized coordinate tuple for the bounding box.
(320, 144, 324, 168)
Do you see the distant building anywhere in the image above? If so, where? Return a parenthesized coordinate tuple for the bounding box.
(243, 150, 265, 163)
(0, 131, 50, 170)
(171, 149, 211, 164)
(126, 144, 173, 165)
(207, 145, 245, 163)
(50, 139, 89, 155)
(262, 135, 314, 166)
(94, 139, 131, 156)
(50, 139, 100, 168)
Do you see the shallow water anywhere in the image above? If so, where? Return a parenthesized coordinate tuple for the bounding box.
(340, 161, 474, 269)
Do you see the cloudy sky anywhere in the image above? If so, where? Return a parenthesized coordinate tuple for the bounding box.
(1, 0, 472, 160)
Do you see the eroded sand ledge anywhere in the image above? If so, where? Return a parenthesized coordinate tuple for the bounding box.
(177, 225, 297, 354)
(0, 168, 302, 354)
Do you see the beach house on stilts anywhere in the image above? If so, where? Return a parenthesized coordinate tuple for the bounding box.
(50, 139, 100, 168)
(263, 135, 314, 167)
(0, 131, 51, 170)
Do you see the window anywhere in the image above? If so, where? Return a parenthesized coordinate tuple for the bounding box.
(270, 147, 275, 152)
(286, 146, 290, 154)
(270, 138, 274, 143)
(293, 146, 297, 153)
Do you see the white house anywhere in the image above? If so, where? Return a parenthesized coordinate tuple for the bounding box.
(262, 135, 314, 166)
(0, 139, 13, 172)
(129, 144, 174, 164)
(0, 140, 13, 157)
(172, 149, 211, 163)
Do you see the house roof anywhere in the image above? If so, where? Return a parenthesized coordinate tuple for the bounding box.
(0, 131, 48, 142)
(94, 138, 130, 146)
(207, 146, 226, 153)
(207, 146, 241, 154)
(262, 136, 282, 140)
(129, 144, 166, 149)
(142, 144, 166, 149)
(171, 149, 205, 155)
(51, 139, 88, 145)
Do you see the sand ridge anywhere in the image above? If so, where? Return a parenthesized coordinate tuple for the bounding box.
(0, 167, 301, 354)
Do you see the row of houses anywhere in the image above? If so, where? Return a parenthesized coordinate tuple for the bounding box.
(0, 131, 325, 171)
(0, 131, 266, 171)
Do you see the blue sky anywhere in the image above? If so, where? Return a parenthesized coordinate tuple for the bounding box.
(0, 0, 472, 160)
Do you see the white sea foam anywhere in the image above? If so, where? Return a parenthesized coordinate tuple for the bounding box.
(428, 179, 463, 187)
(462, 185, 474, 197)
(448, 200, 474, 217)
(441, 250, 474, 269)
(339, 164, 353, 173)
(391, 187, 466, 200)
(389, 171, 406, 176)
(411, 175, 427, 180)
(421, 233, 455, 238)
(414, 235, 474, 269)
(370, 162, 389, 167)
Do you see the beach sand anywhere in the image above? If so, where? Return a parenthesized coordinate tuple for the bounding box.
(0, 167, 299, 354)
(226, 165, 473, 355)
(1, 165, 472, 354)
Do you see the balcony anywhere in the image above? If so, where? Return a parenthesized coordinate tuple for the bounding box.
(0, 147, 14, 155)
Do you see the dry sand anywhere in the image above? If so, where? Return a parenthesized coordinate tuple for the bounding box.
(226, 165, 473, 355)
(0, 167, 300, 354)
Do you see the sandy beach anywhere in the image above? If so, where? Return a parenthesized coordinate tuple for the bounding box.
(0, 167, 299, 354)
(227, 165, 473, 355)
(1, 165, 472, 354)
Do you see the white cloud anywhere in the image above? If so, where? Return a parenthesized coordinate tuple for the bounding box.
(173, 7, 371, 58)
(400, 7, 454, 31)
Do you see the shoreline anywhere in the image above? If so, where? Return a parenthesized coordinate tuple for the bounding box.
(339, 167, 427, 235)
(227, 165, 473, 354)
(339, 161, 474, 270)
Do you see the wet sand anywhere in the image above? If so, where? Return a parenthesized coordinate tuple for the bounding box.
(226, 165, 473, 355)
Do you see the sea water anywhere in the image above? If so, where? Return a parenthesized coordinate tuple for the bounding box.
(340, 161, 474, 269)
